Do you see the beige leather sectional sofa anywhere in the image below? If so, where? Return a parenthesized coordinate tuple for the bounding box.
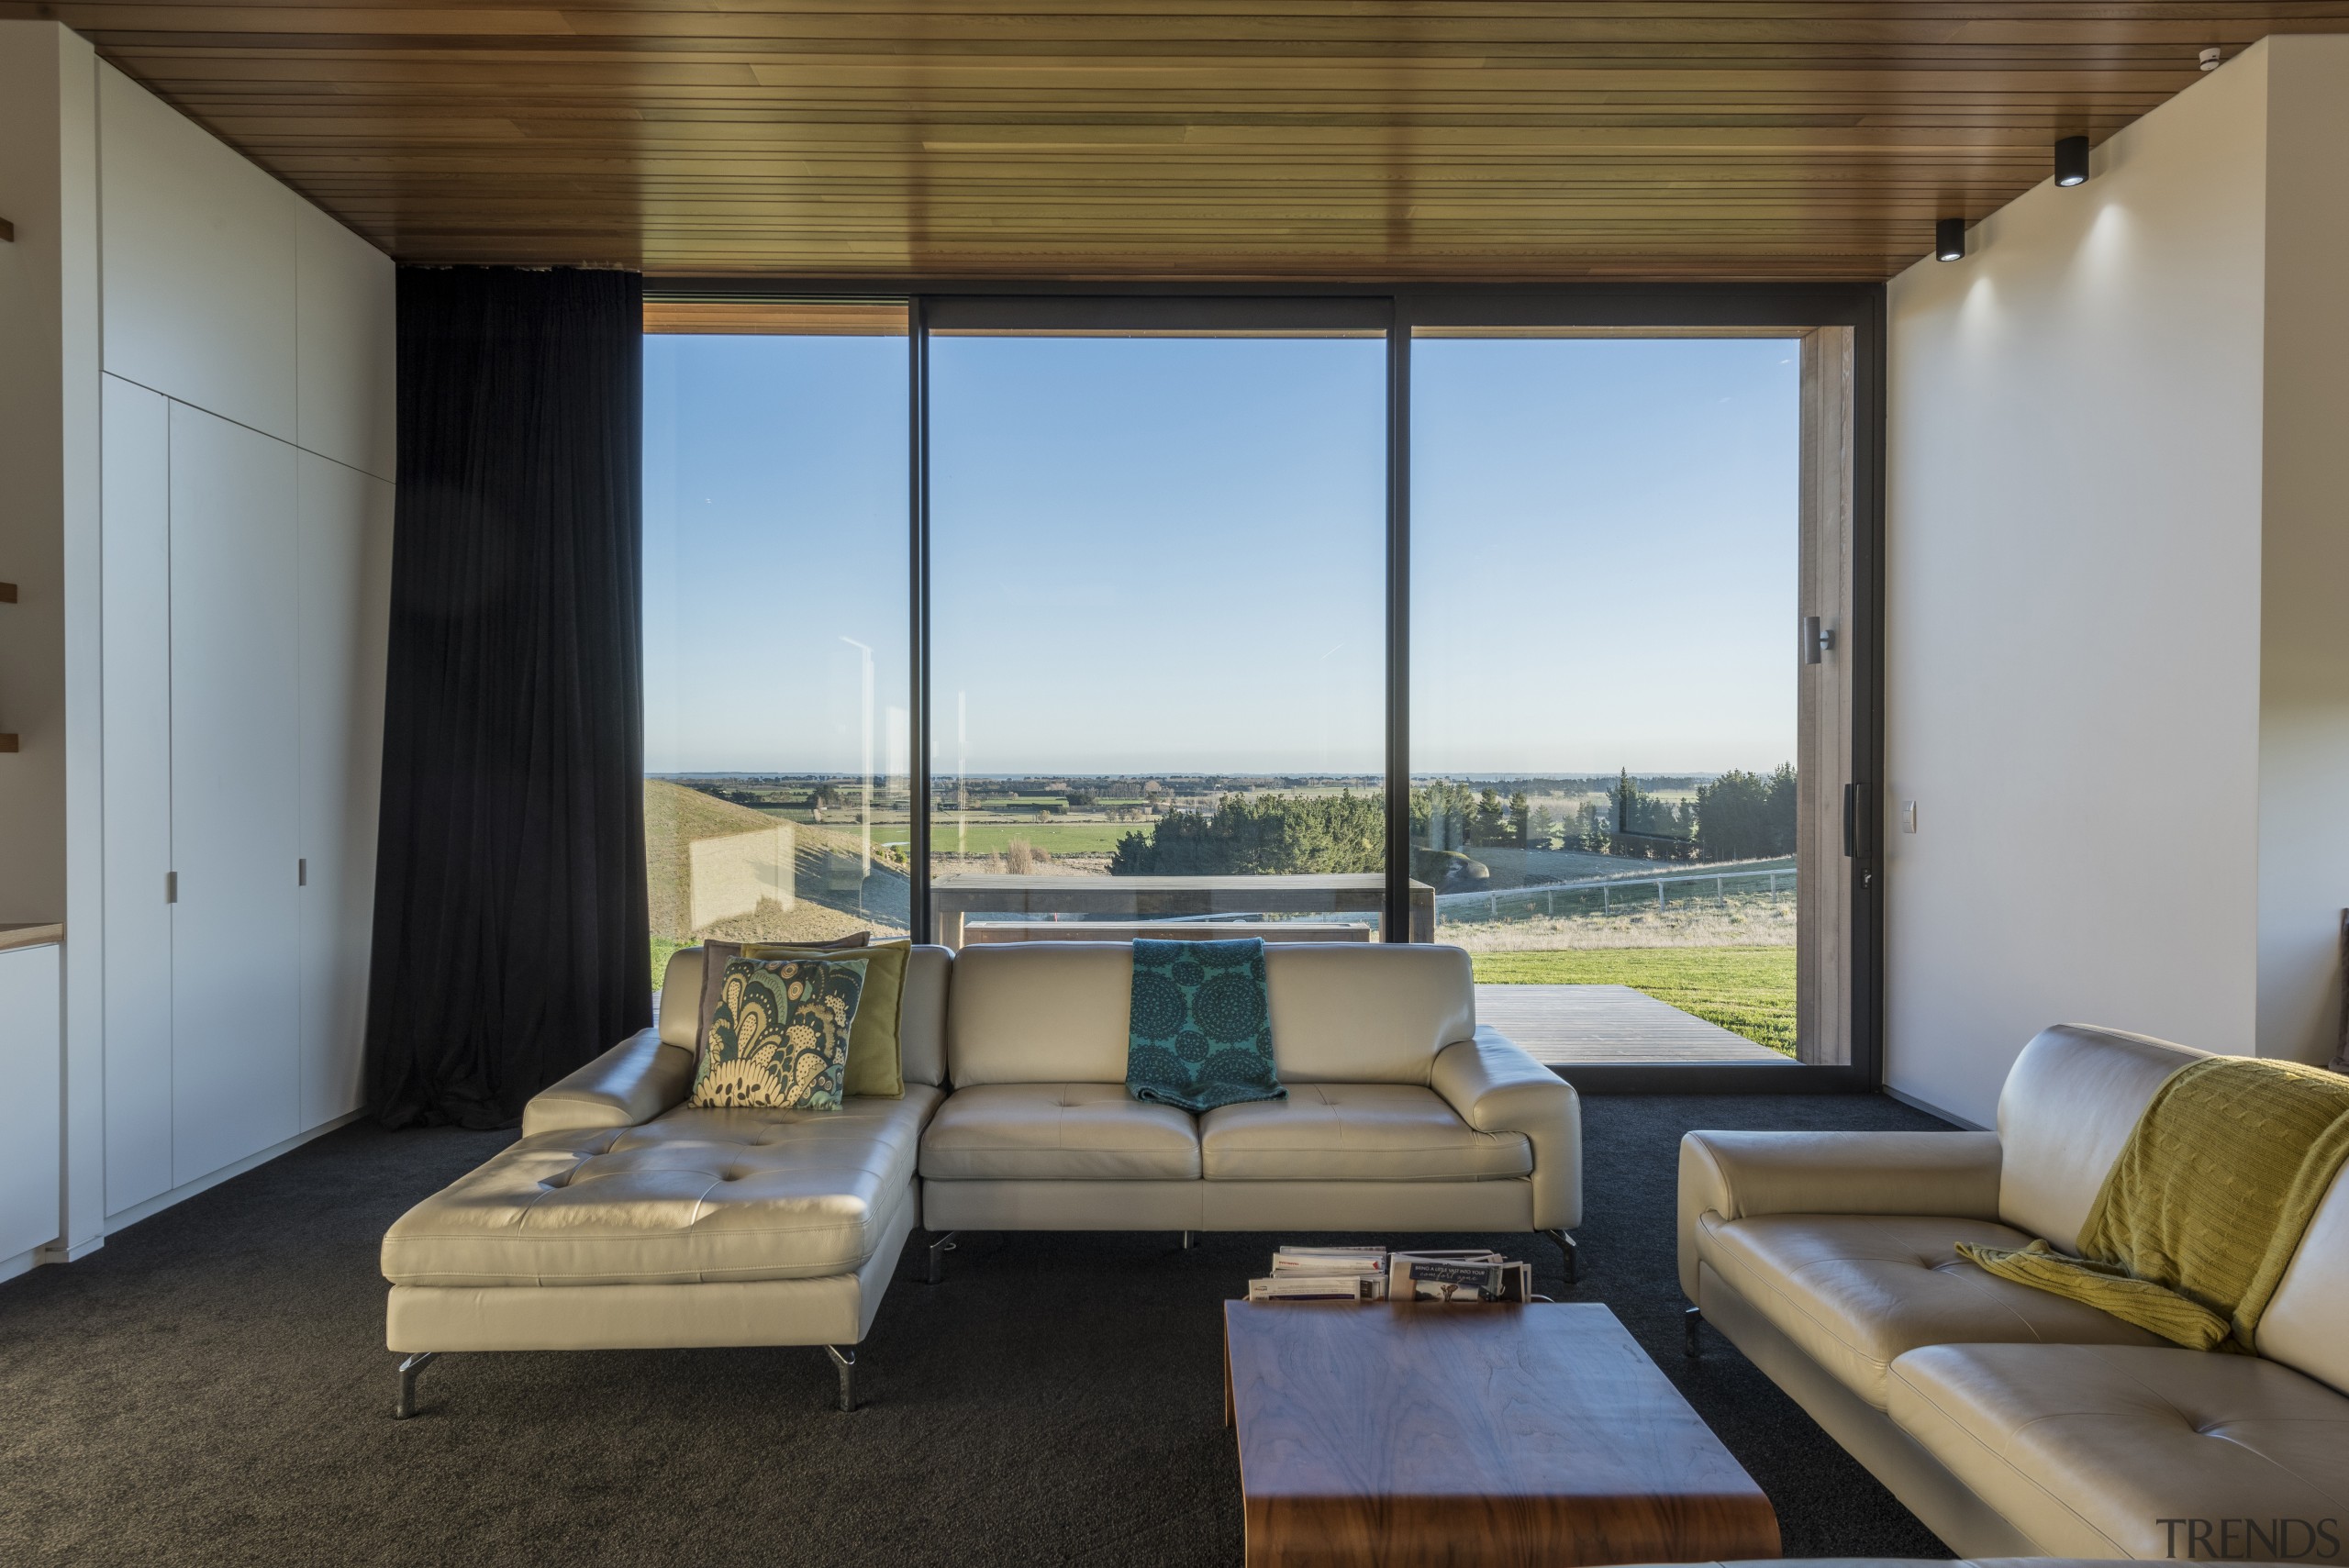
(383, 940, 1581, 1415)
(1680, 1024, 2349, 1562)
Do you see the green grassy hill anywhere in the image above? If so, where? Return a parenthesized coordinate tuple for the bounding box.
(645, 780, 910, 984)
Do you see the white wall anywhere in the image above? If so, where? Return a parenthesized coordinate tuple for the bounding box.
(0, 22, 395, 1261)
(1886, 39, 2349, 1126)
(2254, 38, 2349, 1071)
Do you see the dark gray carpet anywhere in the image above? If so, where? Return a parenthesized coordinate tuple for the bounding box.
(0, 1092, 1953, 1566)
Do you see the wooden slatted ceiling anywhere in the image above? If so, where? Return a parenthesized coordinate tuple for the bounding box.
(11, 3, 2347, 281)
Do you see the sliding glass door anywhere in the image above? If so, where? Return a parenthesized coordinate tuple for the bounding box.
(1409, 329, 1855, 1067)
(926, 328, 1388, 946)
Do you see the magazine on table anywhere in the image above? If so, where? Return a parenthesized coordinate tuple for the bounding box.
(1245, 1244, 1533, 1304)
(1388, 1251, 1535, 1303)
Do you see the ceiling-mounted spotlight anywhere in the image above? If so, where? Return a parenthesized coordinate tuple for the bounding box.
(2200, 47, 2223, 72)
(1935, 217, 1967, 262)
(2054, 136, 2091, 187)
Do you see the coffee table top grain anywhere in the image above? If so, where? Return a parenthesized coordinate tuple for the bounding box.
(1224, 1301, 1780, 1568)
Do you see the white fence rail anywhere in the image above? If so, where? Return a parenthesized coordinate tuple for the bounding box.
(1435, 857, 1798, 919)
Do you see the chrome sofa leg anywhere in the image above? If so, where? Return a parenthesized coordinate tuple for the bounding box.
(826, 1345, 857, 1412)
(394, 1351, 436, 1419)
(1685, 1306, 1704, 1358)
(1545, 1228, 1578, 1285)
(925, 1230, 959, 1284)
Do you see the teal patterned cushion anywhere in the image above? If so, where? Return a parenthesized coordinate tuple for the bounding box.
(1126, 937, 1285, 1114)
(689, 956, 868, 1111)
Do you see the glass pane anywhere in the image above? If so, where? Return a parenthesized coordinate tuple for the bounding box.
(928, 332, 1388, 947)
(1411, 335, 1805, 1064)
(642, 327, 911, 990)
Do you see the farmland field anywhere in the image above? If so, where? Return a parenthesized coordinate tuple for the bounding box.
(929, 819, 1139, 857)
(1473, 944, 1796, 1055)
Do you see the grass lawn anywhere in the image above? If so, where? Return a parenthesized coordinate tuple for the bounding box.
(933, 820, 1141, 856)
(1473, 944, 1797, 1056)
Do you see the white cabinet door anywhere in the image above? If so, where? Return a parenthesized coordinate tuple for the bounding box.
(100, 375, 176, 1216)
(97, 63, 299, 441)
(169, 403, 300, 1185)
(296, 452, 393, 1129)
(295, 205, 396, 483)
(0, 944, 62, 1262)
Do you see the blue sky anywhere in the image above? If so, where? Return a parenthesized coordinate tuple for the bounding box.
(644, 331, 1798, 777)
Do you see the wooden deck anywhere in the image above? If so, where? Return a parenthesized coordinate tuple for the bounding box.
(1476, 984, 1792, 1066)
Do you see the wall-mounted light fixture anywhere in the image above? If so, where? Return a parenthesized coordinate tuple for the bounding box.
(2054, 136, 2091, 187)
(1935, 218, 1967, 262)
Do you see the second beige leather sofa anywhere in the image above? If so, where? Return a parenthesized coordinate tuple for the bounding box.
(1679, 1024, 2349, 1562)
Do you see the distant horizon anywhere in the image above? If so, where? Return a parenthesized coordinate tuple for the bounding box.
(650, 767, 1787, 784)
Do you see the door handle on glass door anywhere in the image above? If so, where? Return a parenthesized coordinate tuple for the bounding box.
(1842, 783, 1869, 859)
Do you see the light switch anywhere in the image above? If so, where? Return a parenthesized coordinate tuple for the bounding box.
(1899, 800, 1918, 834)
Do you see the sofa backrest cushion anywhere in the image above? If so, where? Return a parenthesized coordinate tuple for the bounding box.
(1264, 943, 1475, 1084)
(1996, 1023, 2206, 1251)
(898, 945, 951, 1088)
(948, 943, 1130, 1086)
(658, 942, 952, 1089)
(945, 940, 1477, 1088)
(658, 947, 702, 1049)
(2260, 1160, 2349, 1393)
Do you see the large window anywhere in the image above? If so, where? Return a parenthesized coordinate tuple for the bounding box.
(643, 295, 1874, 1079)
(641, 314, 910, 987)
(927, 330, 1389, 944)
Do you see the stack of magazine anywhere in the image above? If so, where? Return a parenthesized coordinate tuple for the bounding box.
(1245, 1245, 1534, 1304)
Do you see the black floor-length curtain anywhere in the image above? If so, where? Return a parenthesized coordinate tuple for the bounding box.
(365, 267, 651, 1129)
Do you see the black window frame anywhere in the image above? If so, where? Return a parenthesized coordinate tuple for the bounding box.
(645, 278, 1887, 1093)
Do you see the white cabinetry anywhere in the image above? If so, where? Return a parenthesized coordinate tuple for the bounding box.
(99, 376, 174, 1215)
(96, 62, 298, 442)
(297, 452, 395, 1127)
(0, 941, 62, 1267)
(89, 63, 395, 1225)
(168, 403, 303, 1186)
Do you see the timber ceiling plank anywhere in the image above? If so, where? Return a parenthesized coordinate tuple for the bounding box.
(6, 1, 2345, 279)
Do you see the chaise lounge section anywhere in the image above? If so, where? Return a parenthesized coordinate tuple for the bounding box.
(379, 944, 952, 1414)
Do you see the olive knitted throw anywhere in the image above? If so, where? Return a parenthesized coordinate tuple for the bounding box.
(1125, 938, 1285, 1114)
(1957, 1056, 2349, 1352)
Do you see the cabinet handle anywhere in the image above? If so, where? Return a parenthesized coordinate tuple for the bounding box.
(165, 871, 178, 904)
(297, 858, 307, 887)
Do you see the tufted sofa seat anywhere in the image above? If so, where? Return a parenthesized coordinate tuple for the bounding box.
(381, 1094, 939, 1287)
(1679, 1023, 2349, 1561)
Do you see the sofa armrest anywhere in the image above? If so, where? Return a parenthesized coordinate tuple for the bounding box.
(1431, 1027, 1583, 1232)
(520, 1028, 695, 1138)
(1676, 1129, 2004, 1301)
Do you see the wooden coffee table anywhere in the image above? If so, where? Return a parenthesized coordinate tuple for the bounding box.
(1223, 1301, 1780, 1568)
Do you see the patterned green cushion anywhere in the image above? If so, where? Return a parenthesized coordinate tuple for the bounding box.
(1126, 937, 1285, 1114)
(689, 956, 868, 1111)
